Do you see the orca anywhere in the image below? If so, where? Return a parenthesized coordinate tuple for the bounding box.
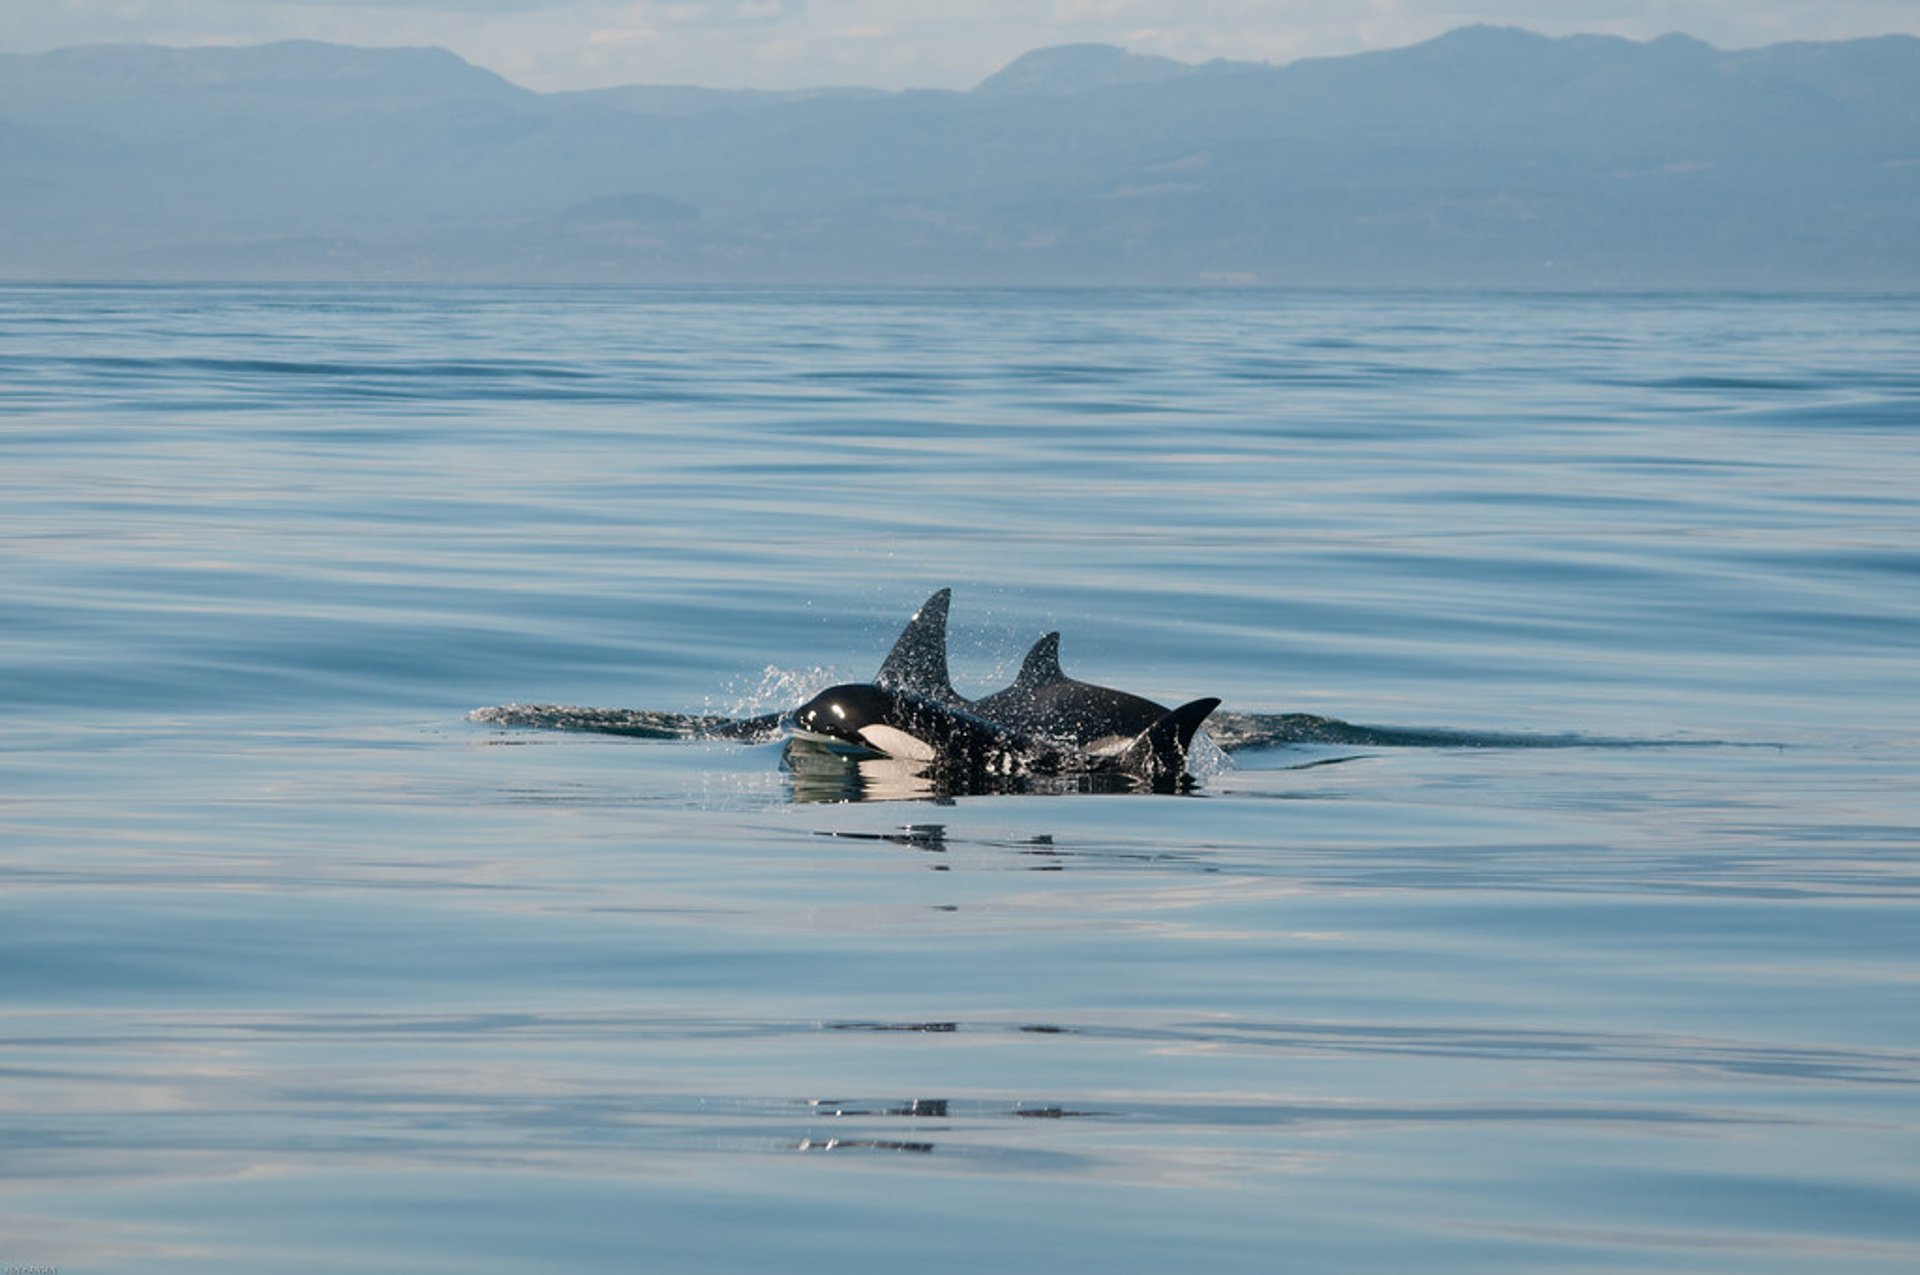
(792, 680, 1220, 791)
(706, 587, 1220, 790)
(794, 683, 1060, 777)
(870, 590, 1194, 755)
(971, 631, 1177, 756)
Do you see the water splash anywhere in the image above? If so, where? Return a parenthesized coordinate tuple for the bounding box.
(466, 704, 724, 738)
(713, 664, 840, 720)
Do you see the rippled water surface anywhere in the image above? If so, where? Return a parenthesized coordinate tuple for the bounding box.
(2, 285, 1917, 1272)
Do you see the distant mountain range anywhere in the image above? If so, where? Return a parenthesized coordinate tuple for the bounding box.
(2, 26, 1916, 287)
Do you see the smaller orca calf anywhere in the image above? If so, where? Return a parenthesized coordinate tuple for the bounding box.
(793, 681, 1220, 791)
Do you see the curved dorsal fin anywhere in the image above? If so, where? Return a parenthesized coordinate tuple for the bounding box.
(1014, 632, 1065, 689)
(874, 588, 961, 705)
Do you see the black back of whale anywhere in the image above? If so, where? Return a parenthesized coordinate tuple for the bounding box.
(971, 631, 1175, 753)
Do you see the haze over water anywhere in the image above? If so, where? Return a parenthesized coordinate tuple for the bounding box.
(2, 284, 1917, 1272)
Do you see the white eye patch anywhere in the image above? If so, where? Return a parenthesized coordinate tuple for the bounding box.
(857, 724, 937, 762)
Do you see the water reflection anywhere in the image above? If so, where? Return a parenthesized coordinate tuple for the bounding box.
(820, 824, 954, 852)
(783, 738, 948, 803)
(5, 1000, 1910, 1238)
(791, 1095, 1109, 1156)
(811, 823, 1231, 876)
(794, 1136, 935, 1154)
(782, 737, 1198, 803)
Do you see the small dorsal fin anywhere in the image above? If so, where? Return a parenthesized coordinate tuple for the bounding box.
(874, 588, 962, 705)
(1014, 632, 1065, 689)
(1116, 697, 1221, 782)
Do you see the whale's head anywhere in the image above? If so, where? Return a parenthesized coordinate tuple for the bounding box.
(792, 683, 938, 762)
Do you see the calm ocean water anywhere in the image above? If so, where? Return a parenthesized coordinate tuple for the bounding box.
(2, 284, 1917, 1272)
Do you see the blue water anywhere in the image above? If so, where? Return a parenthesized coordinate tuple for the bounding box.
(2, 284, 1917, 1272)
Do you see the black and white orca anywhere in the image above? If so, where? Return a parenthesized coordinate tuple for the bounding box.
(787, 589, 1219, 788)
(868, 588, 1208, 758)
(791, 680, 1219, 790)
(794, 682, 1057, 776)
(972, 631, 1177, 757)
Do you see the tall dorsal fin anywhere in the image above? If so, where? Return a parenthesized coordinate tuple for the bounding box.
(1014, 632, 1065, 689)
(1116, 697, 1221, 783)
(874, 588, 961, 706)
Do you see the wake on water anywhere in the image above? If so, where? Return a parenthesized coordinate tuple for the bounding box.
(465, 655, 1726, 802)
(464, 701, 1688, 752)
(465, 592, 1727, 797)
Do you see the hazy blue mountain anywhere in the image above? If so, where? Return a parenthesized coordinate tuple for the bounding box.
(972, 43, 1194, 95)
(549, 83, 888, 117)
(2, 25, 1916, 286)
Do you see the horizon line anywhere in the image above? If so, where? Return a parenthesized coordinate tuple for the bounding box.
(7, 23, 1915, 97)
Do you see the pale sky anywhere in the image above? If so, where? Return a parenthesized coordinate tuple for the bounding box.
(6, 1, 1918, 91)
